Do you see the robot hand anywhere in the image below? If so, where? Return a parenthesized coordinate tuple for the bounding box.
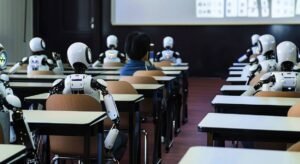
(8, 57, 28, 74)
(238, 49, 253, 63)
(104, 124, 119, 150)
(52, 52, 61, 60)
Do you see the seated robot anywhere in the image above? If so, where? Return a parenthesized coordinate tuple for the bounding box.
(156, 36, 182, 64)
(92, 35, 126, 67)
(242, 41, 300, 96)
(50, 42, 126, 162)
(238, 34, 260, 62)
(241, 34, 277, 79)
(0, 53, 38, 162)
(9, 37, 64, 75)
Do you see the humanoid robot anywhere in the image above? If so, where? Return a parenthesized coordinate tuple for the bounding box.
(241, 34, 277, 80)
(92, 35, 126, 67)
(238, 34, 260, 62)
(8, 37, 64, 75)
(50, 42, 124, 162)
(0, 52, 38, 163)
(156, 36, 182, 64)
(242, 41, 300, 96)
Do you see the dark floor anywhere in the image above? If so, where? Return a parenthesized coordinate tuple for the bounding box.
(120, 77, 225, 163)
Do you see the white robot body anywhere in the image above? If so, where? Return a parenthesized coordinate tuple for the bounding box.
(259, 59, 277, 73)
(160, 50, 182, 64)
(28, 55, 49, 73)
(105, 128, 119, 150)
(257, 34, 276, 56)
(63, 74, 100, 101)
(103, 50, 121, 63)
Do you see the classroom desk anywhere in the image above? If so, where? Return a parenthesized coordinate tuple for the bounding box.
(160, 66, 189, 71)
(179, 146, 300, 164)
(199, 113, 300, 146)
(228, 66, 245, 71)
(228, 71, 243, 77)
(23, 110, 106, 164)
(64, 66, 122, 71)
(0, 144, 27, 163)
(232, 63, 248, 66)
(226, 77, 248, 85)
(25, 93, 143, 164)
(211, 95, 300, 116)
(220, 85, 250, 95)
(171, 63, 189, 66)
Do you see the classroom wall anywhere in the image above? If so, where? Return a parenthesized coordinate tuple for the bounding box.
(101, 0, 300, 77)
(0, 0, 33, 62)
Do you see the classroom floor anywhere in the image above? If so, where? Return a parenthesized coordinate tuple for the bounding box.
(120, 77, 225, 163)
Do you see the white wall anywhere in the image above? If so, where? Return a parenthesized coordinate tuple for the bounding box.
(0, 0, 33, 62)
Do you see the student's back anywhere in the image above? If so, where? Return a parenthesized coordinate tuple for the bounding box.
(120, 31, 156, 76)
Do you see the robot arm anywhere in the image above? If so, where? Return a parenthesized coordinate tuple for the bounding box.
(238, 49, 253, 63)
(92, 53, 105, 68)
(8, 57, 28, 74)
(118, 53, 127, 63)
(91, 79, 120, 150)
(49, 79, 65, 95)
(174, 52, 182, 64)
(242, 72, 275, 96)
(155, 52, 162, 62)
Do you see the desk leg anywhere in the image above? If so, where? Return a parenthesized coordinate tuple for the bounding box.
(153, 90, 162, 164)
(207, 133, 213, 146)
(129, 111, 134, 164)
(84, 128, 91, 164)
(165, 90, 174, 152)
(97, 122, 104, 164)
(182, 71, 189, 124)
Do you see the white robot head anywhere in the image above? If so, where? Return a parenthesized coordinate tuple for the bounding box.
(107, 35, 118, 49)
(251, 34, 260, 46)
(67, 42, 92, 69)
(163, 36, 174, 49)
(276, 41, 298, 71)
(257, 34, 276, 57)
(29, 37, 46, 52)
(0, 43, 3, 51)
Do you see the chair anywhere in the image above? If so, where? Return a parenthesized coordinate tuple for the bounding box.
(120, 76, 158, 85)
(102, 62, 124, 68)
(255, 91, 300, 98)
(288, 141, 300, 151)
(153, 61, 172, 67)
(106, 81, 148, 164)
(28, 70, 55, 76)
(133, 70, 165, 77)
(46, 94, 102, 163)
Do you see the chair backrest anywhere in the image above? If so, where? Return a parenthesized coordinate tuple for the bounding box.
(29, 70, 55, 76)
(120, 76, 158, 84)
(133, 70, 165, 77)
(102, 62, 124, 68)
(46, 94, 102, 156)
(106, 81, 138, 94)
(249, 72, 265, 86)
(254, 91, 300, 98)
(153, 61, 172, 67)
(287, 141, 300, 152)
(287, 101, 300, 117)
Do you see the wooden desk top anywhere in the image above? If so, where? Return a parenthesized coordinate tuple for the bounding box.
(232, 63, 248, 66)
(220, 85, 250, 92)
(22, 110, 107, 125)
(199, 113, 300, 132)
(212, 95, 300, 107)
(94, 75, 176, 82)
(131, 84, 164, 90)
(226, 77, 248, 82)
(160, 66, 189, 71)
(0, 144, 26, 163)
(179, 146, 300, 164)
(171, 63, 189, 66)
(25, 93, 144, 103)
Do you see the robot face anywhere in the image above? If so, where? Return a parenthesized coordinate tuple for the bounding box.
(276, 41, 297, 71)
(258, 34, 276, 56)
(163, 36, 174, 49)
(29, 37, 46, 52)
(0, 50, 7, 70)
(107, 35, 118, 48)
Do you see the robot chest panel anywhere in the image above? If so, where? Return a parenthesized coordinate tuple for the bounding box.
(29, 56, 45, 70)
(65, 74, 93, 94)
(162, 50, 174, 60)
(105, 50, 118, 59)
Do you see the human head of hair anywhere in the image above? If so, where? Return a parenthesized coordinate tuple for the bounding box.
(124, 31, 150, 60)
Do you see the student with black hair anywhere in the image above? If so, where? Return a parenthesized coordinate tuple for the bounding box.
(120, 31, 157, 76)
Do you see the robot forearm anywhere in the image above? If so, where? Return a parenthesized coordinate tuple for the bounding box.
(8, 57, 28, 74)
(103, 93, 120, 125)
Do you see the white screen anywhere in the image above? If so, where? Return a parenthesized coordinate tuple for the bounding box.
(112, 0, 300, 25)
